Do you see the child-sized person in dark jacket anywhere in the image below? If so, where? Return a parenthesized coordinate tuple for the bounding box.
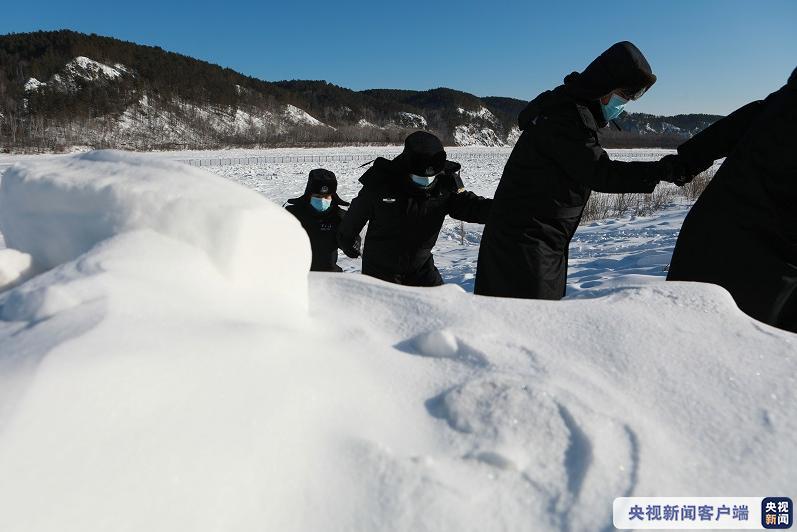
(285, 169, 354, 272)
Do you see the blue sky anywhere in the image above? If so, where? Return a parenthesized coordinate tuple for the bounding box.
(3, 0, 795, 115)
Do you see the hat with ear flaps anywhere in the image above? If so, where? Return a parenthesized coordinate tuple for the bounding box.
(563, 41, 657, 102)
(393, 131, 448, 177)
(286, 168, 350, 207)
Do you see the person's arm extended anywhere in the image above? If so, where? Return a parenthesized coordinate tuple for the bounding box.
(337, 186, 372, 258)
(677, 100, 766, 172)
(448, 190, 492, 223)
(442, 163, 492, 223)
(540, 114, 684, 193)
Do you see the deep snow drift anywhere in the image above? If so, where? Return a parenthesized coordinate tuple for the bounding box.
(0, 152, 794, 532)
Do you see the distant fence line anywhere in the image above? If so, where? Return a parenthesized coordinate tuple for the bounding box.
(179, 149, 674, 168)
(181, 153, 390, 167)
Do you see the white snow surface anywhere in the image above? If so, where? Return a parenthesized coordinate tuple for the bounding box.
(0, 151, 310, 311)
(0, 149, 794, 531)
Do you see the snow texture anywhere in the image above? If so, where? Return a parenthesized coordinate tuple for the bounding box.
(0, 150, 310, 310)
(0, 149, 793, 532)
(0, 248, 32, 291)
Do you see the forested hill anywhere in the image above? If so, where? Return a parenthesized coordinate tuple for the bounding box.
(0, 30, 721, 151)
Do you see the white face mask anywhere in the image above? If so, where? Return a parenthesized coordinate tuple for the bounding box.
(411, 174, 437, 187)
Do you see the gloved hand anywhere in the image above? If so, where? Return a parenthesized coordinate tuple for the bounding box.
(659, 154, 696, 186)
(340, 235, 361, 259)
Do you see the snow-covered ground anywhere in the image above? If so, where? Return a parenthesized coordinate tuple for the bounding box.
(0, 150, 793, 531)
(181, 146, 684, 296)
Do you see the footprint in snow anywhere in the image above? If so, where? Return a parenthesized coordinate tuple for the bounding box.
(425, 376, 639, 528)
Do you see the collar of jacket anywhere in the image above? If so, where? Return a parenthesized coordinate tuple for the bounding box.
(576, 99, 608, 131)
(518, 86, 607, 132)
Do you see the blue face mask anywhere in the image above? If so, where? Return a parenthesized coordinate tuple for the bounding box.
(601, 93, 628, 121)
(411, 174, 437, 187)
(310, 196, 332, 212)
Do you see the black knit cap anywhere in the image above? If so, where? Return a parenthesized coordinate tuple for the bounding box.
(563, 41, 657, 101)
(400, 131, 447, 177)
(305, 168, 337, 195)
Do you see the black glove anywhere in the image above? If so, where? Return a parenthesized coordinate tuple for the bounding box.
(340, 235, 361, 259)
(659, 154, 696, 186)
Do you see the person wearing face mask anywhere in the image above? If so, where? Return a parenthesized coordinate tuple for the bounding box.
(284, 168, 352, 272)
(337, 131, 492, 287)
(474, 41, 700, 300)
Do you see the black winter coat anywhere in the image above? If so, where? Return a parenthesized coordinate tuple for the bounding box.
(474, 87, 676, 300)
(338, 156, 492, 287)
(667, 70, 797, 333)
(285, 199, 346, 272)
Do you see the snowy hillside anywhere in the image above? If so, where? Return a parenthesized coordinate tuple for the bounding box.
(19, 56, 515, 149)
(0, 151, 793, 531)
(2, 31, 723, 152)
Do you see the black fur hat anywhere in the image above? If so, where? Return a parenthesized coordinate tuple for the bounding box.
(305, 168, 337, 195)
(290, 168, 349, 207)
(400, 131, 447, 176)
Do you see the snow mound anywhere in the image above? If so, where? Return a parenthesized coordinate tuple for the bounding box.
(0, 150, 310, 308)
(0, 153, 794, 531)
(0, 248, 32, 290)
(414, 328, 459, 358)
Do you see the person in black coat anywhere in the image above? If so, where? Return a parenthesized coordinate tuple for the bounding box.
(667, 67, 797, 333)
(285, 169, 351, 272)
(474, 41, 697, 300)
(337, 131, 492, 287)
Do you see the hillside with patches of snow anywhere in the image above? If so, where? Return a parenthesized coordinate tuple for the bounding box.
(1, 30, 721, 151)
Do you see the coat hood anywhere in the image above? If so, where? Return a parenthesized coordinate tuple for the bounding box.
(562, 41, 656, 102)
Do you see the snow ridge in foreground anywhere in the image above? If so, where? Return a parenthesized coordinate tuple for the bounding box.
(0, 151, 794, 532)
